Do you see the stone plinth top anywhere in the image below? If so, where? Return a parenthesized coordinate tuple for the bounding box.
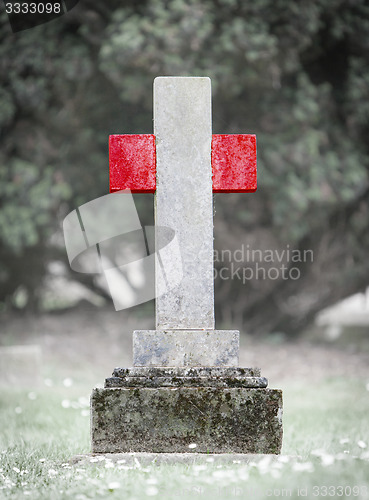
(133, 330, 239, 367)
(112, 366, 261, 377)
(105, 365, 268, 389)
(105, 376, 268, 389)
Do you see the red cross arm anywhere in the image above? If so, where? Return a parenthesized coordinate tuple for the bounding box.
(109, 134, 156, 193)
(109, 133, 257, 193)
(212, 134, 257, 193)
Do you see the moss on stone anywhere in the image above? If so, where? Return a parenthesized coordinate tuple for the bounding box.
(91, 387, 282, 454)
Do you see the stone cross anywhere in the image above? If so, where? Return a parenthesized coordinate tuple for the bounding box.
(91, 77, 283, 455)
(109, 77, 257, 367)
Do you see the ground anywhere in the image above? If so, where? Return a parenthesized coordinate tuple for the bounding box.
(1, 304, 369, 499)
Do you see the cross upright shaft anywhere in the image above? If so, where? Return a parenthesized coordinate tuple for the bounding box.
(154, 77, 214, 330)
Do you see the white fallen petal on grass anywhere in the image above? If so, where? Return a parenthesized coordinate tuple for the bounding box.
(321, 454, 335, 466)
(292, 462, 314, 472)
(61, 400, 70, 409)
(14, 407, 22, 414)
(255, 455, 272, 474)
(188, 443, 197, 449)
(339, 438, 349, 444)
(193, 464, 207, 472)
(63, 378, 73, 387)
(78, 396, 89, 407)
(27, 392, 37, 400)
(358, 440, 367, 449)
(212, 469, 238, 480)
(271, 461, 283, 470)
(48, 469, 58, 477)
(117, 465, 131, 470)
(108, 481, 121, 490)
(146, 486, 159, 496)
(270, 468, 281, 479)
(237, 468, 249, 481)
(311, 449, 325, 457)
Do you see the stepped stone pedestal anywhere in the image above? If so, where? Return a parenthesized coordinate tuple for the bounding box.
(91, 331, 283, 454)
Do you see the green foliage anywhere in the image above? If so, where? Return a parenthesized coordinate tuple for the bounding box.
(0, 160, 71, 254)
(0, 0, 368, 322)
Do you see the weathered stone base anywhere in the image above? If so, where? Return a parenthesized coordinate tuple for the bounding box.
(91, 385, 283, 454)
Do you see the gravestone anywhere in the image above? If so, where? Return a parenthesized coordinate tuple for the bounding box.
(91, 77, 283, 454)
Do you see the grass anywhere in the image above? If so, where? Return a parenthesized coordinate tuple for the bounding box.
(0, 377, 369, 499)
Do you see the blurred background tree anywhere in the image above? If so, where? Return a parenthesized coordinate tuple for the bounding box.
(0, 0, 368, 335)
